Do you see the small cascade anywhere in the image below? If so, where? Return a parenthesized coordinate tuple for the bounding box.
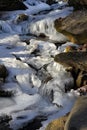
(39, 61, 74, 106)
(26, 18, 67, 42)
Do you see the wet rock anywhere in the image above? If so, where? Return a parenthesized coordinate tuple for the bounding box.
(68, 0, 87, 9)
(54, 11, 87, 44)
(54, 52, 87, 88)
(0, 64, 8, 82)
(45, 113, 69, 130)
(37, 67, 52, 83)
(0, 114, 12, 130)
(0, 90, 14, 97)
(15, 14, 29, 23)
(43, 75, 53, 83)
(0, 0, 27, 11)
(64, 96, 87, 130)
(38, 33, 47, 38)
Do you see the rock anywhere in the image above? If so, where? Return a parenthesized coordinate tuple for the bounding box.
(54, 52, 87, 88)
(0, 114, 12, 130)
(45, 114, 69, 130)
(54, 11, 87, 44)
(15, 14, 29, 23)
(68, 0, 87, 9)
(64, 96, 87, 130)
(0, 90, 14, 97)
(0, 0, 27, 11)
(38, 33, 47, 38)
(0, 64, 8, 82)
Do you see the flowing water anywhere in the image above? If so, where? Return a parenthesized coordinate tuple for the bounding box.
(0, 0, 79, 129)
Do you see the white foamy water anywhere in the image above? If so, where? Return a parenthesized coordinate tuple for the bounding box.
(0, 1, 79, 130)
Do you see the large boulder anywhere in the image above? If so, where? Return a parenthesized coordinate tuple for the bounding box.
(54, 10, 87, 44)
(0, 0, 27, 11)
(64, 96, 87, 130)
(68, 0, 87, 9)
(54, 52, 87, 72)
(54, 52, 87, 88)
